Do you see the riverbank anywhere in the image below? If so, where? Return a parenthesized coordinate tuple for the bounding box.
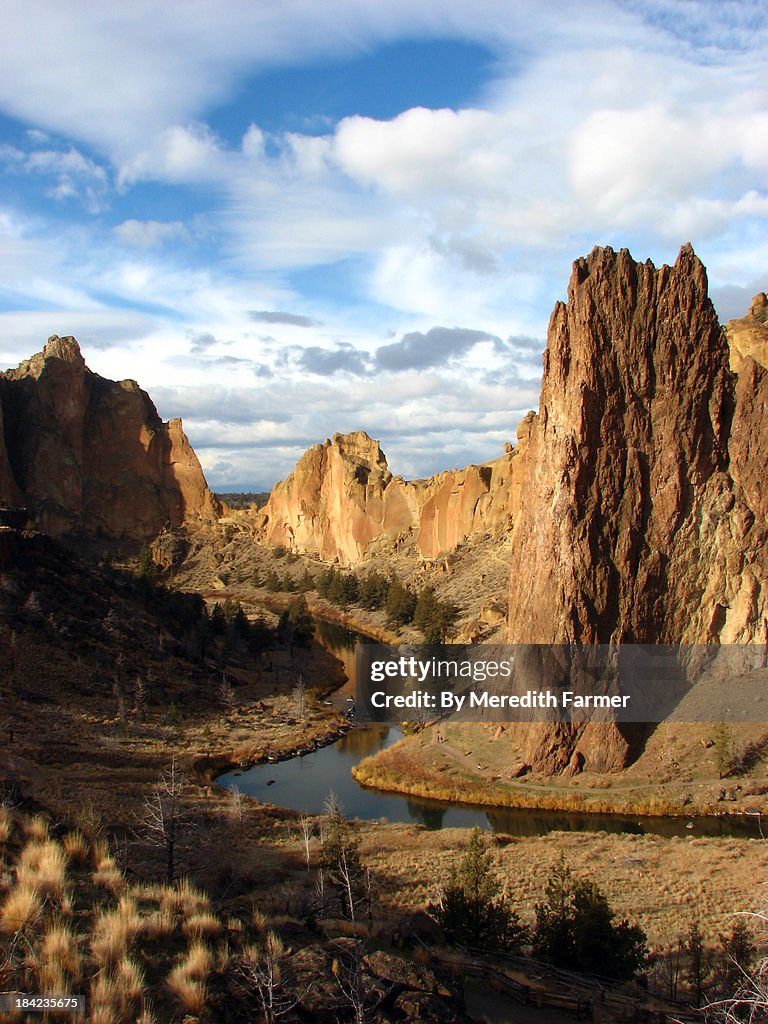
(352, 722, 768, 819)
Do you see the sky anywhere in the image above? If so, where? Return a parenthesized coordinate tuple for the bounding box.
(0, 1, 766, 490)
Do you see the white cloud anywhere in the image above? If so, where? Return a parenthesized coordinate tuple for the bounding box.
(113, 220, 190, 249)
(0, 140, 109, 212)
(1, 1, 767, 487)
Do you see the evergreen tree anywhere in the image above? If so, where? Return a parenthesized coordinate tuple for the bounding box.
(385, 579, 417, 627)
(278, 595, 314, 650)
(358, 571, 389, 610)
(210, 602, 226, 636)
(428, 830, 528, 953)
(533, 858, 648, 980)
(414, 586, 459, 642)
(715, 919, 755, 997)
(316, 568, 336, 598)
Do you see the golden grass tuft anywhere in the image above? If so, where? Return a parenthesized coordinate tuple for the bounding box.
(166, 943, 212, 1015)
(250, 905, 267, 934)
(182, 911, 222, 941)
(167, 940, 214, 1012)
(39, 919, 82, 978)
(0, 805, 11, 843)
(92, 837, 113, 869)
(17, 839, 67, 897)
(135, 1002, 157, 1024)
(92, 863, 125, 892)
(36, 958, 70, 996)
(90, 898, 141, 965)
(114, 955, 145, 1004)
(160, 877, 209, 917)
(166, 970, 207, 1015)
(62, 830, 90, 866)
(140, 905, 175, 941)
(0, 883, 41, 932)
(89, 957, 145, 1023)
(22, 813, 50, 841)
(184, 940, 214, 979)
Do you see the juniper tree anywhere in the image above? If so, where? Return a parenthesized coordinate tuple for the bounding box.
(429, 829, 527, 952)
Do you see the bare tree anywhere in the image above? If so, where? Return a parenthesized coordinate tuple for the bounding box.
(292, 675, 307, 722)
(134, 674, 147, 723)
(218, 674, 235, 716)
(298, 813, 313, 870)
(331, 938, 389, 1024)
(238, 932, 299, 1024)
(135, 759, 196, 882)
(228, 784, 245, 827)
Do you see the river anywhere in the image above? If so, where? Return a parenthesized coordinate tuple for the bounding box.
(216, 620, 762, 838)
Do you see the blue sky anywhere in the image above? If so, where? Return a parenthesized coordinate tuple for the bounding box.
(0, 1, 767, 489)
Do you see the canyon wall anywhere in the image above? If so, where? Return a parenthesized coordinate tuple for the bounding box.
(0, 335, 219, 540)
(255, 429, 525, 565)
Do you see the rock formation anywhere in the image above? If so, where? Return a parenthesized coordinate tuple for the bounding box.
(256, 430, 524, 565)
(503, 244, 768, 772)
(0, 336, 218, 540)
(726, 291, 768, 372)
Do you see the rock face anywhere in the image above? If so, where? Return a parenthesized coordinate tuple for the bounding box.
(0, 336, 218, 540)
(726, 292, 768, 372)
(256, 430, 523, 565)
(503, 244, 768, 772)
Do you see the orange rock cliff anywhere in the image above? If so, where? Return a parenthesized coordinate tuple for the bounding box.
(0, 336, 219, 540)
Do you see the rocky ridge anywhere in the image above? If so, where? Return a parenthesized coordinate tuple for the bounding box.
(255, 429, 524, 565)
(0, 335, 219, 540)
(726, 291, 768, 372)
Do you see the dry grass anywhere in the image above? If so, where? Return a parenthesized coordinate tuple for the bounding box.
(91, 842, 125, 892)
(89, 956, 145, 1023)
(36, 958, 70, 996)
(166, 943, 212, 1015)
(92, 863, 125, 892)
(114, 955, 145, 1004)
(160, 877, 209, 917)
(39, 919, 82, 979)
(166, 970, 207, 1015)
(17, 839, 67, 897)
(140, 906, 175, 940)
(135, 1002, 157, 1024)
(250, 905, 267, 934)
(0, 805, 11, 843)
(62, 830, 90, 866)
(182, 911, 222, 941)
(0, 883, 42, 932)
(90, 898, 141, 965)
(22, 813, 50, 841)
(184, 940, 214, 978)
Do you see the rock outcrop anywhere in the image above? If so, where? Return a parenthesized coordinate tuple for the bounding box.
(0, 336, 219, 540)
(256, 430, 524, 565)
(503, 244, 768, 772)
(726, 292, 768, 372)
